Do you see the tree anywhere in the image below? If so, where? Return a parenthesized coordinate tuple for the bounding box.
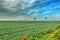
(45, 17, 47, 20)
(33, 18, 36, 21)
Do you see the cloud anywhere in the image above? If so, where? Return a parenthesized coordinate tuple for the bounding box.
(0, 0, 60, 21)
(41, 13, 60, 21)
(0, 0, 36, 16)
(0, 16, 36, 21)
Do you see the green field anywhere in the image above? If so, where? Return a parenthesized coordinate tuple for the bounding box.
(0, 21, 60, 40)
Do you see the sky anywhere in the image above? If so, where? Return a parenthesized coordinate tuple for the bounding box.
(0, 0, 60, 21)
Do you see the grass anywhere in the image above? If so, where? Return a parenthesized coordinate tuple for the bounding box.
(0, 21, 60, 40)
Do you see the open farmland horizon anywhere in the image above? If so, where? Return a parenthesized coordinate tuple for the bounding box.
(0, 0, 60, 40)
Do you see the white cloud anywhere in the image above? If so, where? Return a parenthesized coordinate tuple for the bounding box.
(0, 14, 35, 21)
(43, 10, 52, 14)
(33, 13, 60, 21)
(54, 5, 60, 8)
(22, 0, 35, 3)
(43, 13, 60, 21)
(0, 13, 60, 21)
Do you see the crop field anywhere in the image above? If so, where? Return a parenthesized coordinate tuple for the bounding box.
(0, 21, 60, 40)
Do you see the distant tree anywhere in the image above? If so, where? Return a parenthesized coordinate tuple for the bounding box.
(45, 17, 47, 20)
(33, 18, 36, 21)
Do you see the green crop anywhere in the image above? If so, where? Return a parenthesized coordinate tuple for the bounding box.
(0, 21, 60, 40)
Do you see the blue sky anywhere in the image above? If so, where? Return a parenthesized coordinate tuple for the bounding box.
(0, 0, 60, 21)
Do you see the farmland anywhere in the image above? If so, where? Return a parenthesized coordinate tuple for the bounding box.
(0, 21, 60, 40)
